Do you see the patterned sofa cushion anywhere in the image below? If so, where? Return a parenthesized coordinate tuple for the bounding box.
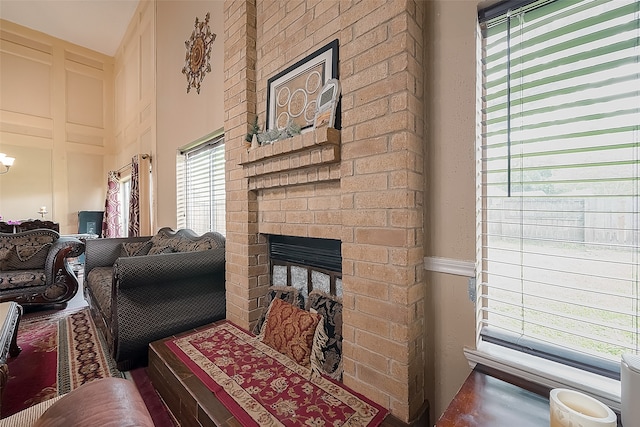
(308, 291, 343, 380)
(147, 230, 224, 255)
(260, 298, 323, 369)
(86, 267, 113, 319)
(0, 270, 47, 290)
(0, 229, 59, 271)
(2, 243, 52, 271)
(253, 285, 305, 335)
(120, 241, 152, 257)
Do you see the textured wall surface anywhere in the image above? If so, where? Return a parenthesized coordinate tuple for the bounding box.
(223, 0, 426, 422)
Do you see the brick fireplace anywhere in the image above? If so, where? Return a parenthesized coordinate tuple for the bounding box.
(223, 1, 426, 423)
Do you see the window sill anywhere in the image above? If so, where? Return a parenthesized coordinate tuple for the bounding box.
(464, 341, 621, 412)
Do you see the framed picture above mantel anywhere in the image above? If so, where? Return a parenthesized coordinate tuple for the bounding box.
(266, 39, 339, 133)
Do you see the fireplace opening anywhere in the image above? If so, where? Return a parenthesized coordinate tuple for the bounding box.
(267, 234, 342, 299)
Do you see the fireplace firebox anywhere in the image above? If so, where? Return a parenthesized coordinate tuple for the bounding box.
(267, 234, 342, 299)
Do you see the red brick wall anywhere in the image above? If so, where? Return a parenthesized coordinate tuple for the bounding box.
(224, 0, 425, 422)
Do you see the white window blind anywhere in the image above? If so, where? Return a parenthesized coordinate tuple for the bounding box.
(478, 0, 639, 377)
(177, 134, 225, 236)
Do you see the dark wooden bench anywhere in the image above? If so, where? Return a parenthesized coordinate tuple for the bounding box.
(149, 326, 427, 427)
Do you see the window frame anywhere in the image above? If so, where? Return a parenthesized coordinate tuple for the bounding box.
(473, 0, 639, 408)
(177, 129, 226, 236)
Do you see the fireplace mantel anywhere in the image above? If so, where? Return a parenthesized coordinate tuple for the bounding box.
(240, 127, 341, 190)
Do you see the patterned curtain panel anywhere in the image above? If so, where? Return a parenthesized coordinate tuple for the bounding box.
(102, 171, 121, 238)
(128, 155, 140, 237)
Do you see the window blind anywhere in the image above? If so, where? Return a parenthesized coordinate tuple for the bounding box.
(478, 0, 639, 377)
(179, 135, 226, 236)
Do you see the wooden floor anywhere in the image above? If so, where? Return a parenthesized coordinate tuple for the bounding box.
(148, 328, 424, 427)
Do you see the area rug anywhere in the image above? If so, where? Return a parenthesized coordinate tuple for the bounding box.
(2, 307, 176, 426)
(166, 320, 388, 427)
(3, 308, 123, 418)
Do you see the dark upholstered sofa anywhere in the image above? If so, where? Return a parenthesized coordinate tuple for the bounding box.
(0, 229, 84, 307)
(83, 227, 226, 370)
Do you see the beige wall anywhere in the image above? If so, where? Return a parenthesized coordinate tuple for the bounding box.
(0, 0, 225, 235)
(0, 20, 114, 233)
(155, 0, 225, 229)
(425, 0, 484, 420)
(112, 1, 156, 235)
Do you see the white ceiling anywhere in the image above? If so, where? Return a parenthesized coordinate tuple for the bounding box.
(0, 0, 139, 56)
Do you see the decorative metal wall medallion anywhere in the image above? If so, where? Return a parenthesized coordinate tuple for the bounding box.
(182, 12, 216, 94)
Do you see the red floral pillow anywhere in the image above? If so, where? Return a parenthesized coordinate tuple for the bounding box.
(260, 298, 322, 368)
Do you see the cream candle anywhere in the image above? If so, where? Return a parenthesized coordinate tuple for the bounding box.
(549, 389, 616, 427)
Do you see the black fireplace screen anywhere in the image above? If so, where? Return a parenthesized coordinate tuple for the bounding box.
(268, 235, 342, 299)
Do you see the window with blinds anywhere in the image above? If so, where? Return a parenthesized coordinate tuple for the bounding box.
(177, 134, 225, 236)
(478, 0, 639, 378)
(120, 178, 131, 237)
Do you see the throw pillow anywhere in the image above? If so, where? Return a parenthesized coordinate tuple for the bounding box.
(308, 290, 343, 380)
(252, 285, 305, 335)
(148, 233, 172, 255)
(1, 243, 51, 271)
(148, 244, 171, 255)
(120, 241, 152, 257)
(260, 298, 323, 368)
(170, 237, 216, 253)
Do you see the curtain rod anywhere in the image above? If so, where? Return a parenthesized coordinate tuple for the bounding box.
(115, 153, 151, 174)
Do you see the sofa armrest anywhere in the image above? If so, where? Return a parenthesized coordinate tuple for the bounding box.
(84, 236, 150, 274)
(113, 249, 225, 289)
(33, 378, 154, 427)
(45, 237, 84, 283)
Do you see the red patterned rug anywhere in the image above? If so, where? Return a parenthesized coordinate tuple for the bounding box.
(2, 308, 124, 417)
(166, 320, 388, 427)
(2, 307, 176, 426)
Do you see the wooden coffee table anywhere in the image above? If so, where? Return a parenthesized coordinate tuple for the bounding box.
(0, 301, 22, 415)
(148, 326, 415, 427)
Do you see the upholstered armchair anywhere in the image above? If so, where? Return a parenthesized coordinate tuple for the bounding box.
(0, 229, 84, 307)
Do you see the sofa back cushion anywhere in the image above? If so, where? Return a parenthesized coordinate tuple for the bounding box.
(120, 241, 152, 257)
(147, 228, 224, 255)
(3, 243, 52, 270)
(0, 229, 59, 271)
